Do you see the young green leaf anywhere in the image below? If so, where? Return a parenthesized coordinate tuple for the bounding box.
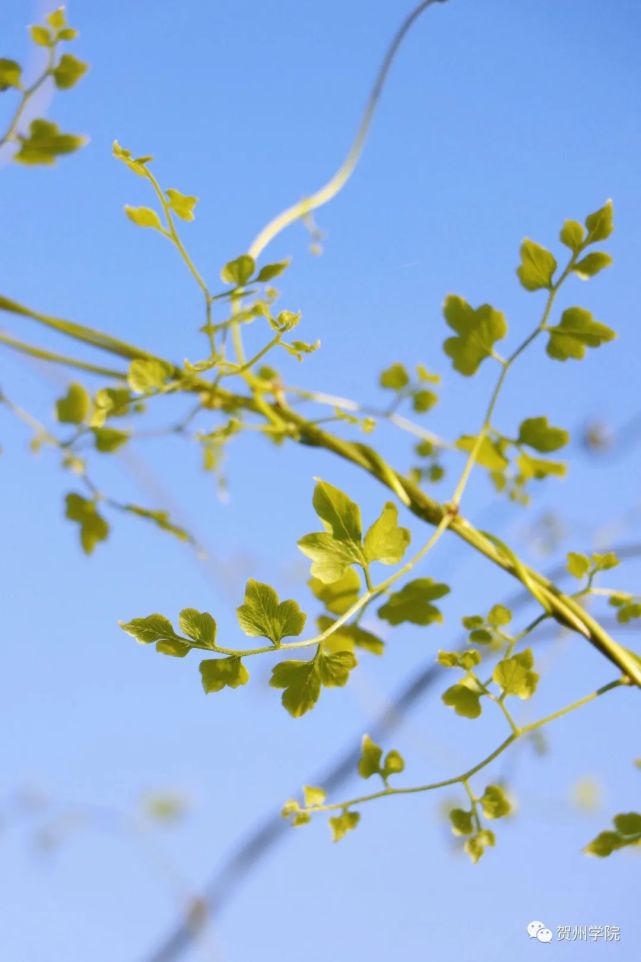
(377, 578, 450, 626)
(449, 808, 474, 836)
(236, 579, 306, 645)
(546, 307, 615, 361)
(566, 552, 590, 579)
(456, 435, 509, 471)
(318, 648, 357, 687)
(165, 188, 198, 221)
(493, 649, 538, 699)
(364, 502, 410, 565)
(560, 219, 585, 253)
(517, 239, 557, 291)
(256, 260, 290, 282)
(200, 656, 249, 693)
(584, 199, 613, 244)
(270, 658, 321, 717)
(55, 383, 90, 424)
(442, 683, 483, 719)
(124, 206, 164, 231)
(65, 493, 109, 554)
(309, 569, 361, 615)
(382, 750, 405, 780)
(358, 734, 383, 778)
(0, 58, 22, 91)
(517, 417, 569, 453)
(127, 358, 173, 392)
(318, 617, 384, 656)
(329, 811, 360, 842)
(14, 119, 87, 165)
(179, 609, 217, 648)
(112, 140, 153, 177)
(221, 255, 255, 286)
(52, 53, 88, 89)
(298, 480, 365, 583)
(442, 296, 507, 376)
(119, 613, 177, 645)
(573, 252, 612, 280)
(479, 785, 511, 819)
(92, 427, 129, 452)
(303, 785, 326, 807)
(380, 363, 409, 390)
(464, 829, 495, 864)
(30, 25, 52, 46)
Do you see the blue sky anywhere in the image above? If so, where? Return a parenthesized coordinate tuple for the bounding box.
(1, 1, 641, 960)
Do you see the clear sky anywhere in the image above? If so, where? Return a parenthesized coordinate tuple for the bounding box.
(1, 1, 641, 961)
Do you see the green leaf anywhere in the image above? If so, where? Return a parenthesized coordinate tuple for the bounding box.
(516, 452, 566, 482)
(0, 58, 22, 91)
(584, 831, 625, 857)
(221, 255, 255, 286)
(493, 649, 538, 699)
(256, 260, 290, 282)
(560, 219, 585, 253)
(298, 533, 361, 584)
(442, 683, 482, 719)
(377, 578, 450, 626)
(65, 493, 109, 554)
(566, 552, 590, 579)
(592, 551, 619, 571)
(456, 435, 509, 471)
(47, 8, 67, 30)
(127, 358, 173, 393)
(517, 239, 557, 291)
(52, 53, 88, 89)
(317, 617, 384, 657)
(309, 569, 361, 615)
(14, 118, 86, 165)
(30, 25, 52, 46)
(236, 579, 306, 645)
(437, 649, 481, 670)
(165, 188, 198, 221)
(573, 252, 613, 280)
(122, 505, 192, 543)
(382, 750, 405, 780)
(517, 416, 569, 453)
(380, 363, 409, 390)
(488, 604, 512, 627)
(480, 785, 511, 819)
(270, 659, 321, 717)
(546, 307, 615, 361)
(358, 734, 383, 778)
(92, 427, 129, 452)
(443, 295, 507, 376)
(200, 656, 249, 693)
(364, 502, 410, 566)
(124, 206, 164, 231)
(465, 829, 495, 863)
(449, 808, 474, 836)
(112, 140, 153, 177)
(55, 383, 90, 424)
(613, 812, 641, 836)
(412, 389, 438, 413)
(329, 811, 360, 842)
(178, 609, 217, 648)
(119, 613, 176, 645)
(303, 785, 326, 807)
(57, 28, 78, 41)
(585, 200, 613, 244)
(313, 479, 362, 543)
(298, 480, 365, 583)
(318, 648, 357, 687)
